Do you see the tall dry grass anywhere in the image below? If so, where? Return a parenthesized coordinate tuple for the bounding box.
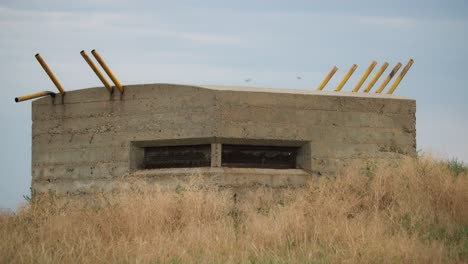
(1, 156, 467, 263)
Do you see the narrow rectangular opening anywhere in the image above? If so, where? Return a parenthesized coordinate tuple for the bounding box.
(221, 144, 299, 169)
(142, 144, 211, 169)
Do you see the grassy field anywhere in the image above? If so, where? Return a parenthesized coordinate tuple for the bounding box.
(1, 156, 467, 263)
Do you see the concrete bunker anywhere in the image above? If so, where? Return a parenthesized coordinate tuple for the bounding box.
(31, 83, 416, 194)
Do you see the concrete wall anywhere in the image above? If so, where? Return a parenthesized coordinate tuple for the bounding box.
(31, 84, 416, 194)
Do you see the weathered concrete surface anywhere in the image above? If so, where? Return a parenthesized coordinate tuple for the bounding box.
(31, 84, 416, 194)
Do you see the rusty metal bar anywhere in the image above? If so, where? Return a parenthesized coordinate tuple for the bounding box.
(352, 61, 377, 92)
(387, 59, 414, 94)
(316, 66, 338, 90)
(375, 62, 402, 93)
(80, 50, 113, 93)
(35, 54, 65, 94)
(15, 91, 55, 103)
(335, 64, 357, 91)
(363, 62, 389, 93)
(91, 49, 124, 93)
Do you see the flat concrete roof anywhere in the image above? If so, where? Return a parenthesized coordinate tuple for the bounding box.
(197, 84, 411, 100)
(32, 83, 414, 105)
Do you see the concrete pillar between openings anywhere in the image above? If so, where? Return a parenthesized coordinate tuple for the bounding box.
(211, 143, 222, 167)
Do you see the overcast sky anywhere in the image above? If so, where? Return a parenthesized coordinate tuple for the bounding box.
(1, 0, 467, 209)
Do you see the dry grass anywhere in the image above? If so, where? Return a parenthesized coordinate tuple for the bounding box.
(1, 156, 468, 263)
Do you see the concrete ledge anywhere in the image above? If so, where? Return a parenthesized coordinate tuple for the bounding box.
(32, 168, 312, 194)
(133, 167, 311, 187)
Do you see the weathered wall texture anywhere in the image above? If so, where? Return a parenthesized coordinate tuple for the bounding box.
(31, 84, 416, 194)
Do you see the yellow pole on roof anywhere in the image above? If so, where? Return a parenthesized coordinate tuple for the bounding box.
(335, 64, 357, 91)
(352, 61, 377, 92)
(91, 49, 124, 93)
(375, 62, 402, 93)
(80, 50, 113, 93)
(363, 62, 389, 93)
(316, 66, 338, 90)
(35, 54, 65, 95)
(15, 91, 55, 103)
(387, 59, 414, 94)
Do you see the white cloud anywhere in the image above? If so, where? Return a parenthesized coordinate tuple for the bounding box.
(0, 5, 245, 46)
(350, 15, 417, 28)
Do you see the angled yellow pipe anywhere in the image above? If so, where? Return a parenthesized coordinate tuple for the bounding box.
(335, 64, 357, 91)
(387, 59, 414, 94)
(363, 62, 388, 93)
(15, 91, 55, 103)
(316, 66, 338, 90)
(352, 61, 377, 92)
(375, 62, 402, 93)
(80, 50, 113, 93)
(91, 49, 124, 93)
(35, 54, 65, 94)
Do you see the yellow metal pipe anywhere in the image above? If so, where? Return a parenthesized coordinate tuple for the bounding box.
(375, 62, 402, 93)
(335, 64, 357, 91)
(15, 91, 55, 103)
(387, 59, 414, 94)
(35, 54, 65, 94)
(80, 50, 113, 93)
(316, 66, 338, 90)
(91, 49, 124, 93)
(352, 61, 377, 92)
(363, 62, 389, 93)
